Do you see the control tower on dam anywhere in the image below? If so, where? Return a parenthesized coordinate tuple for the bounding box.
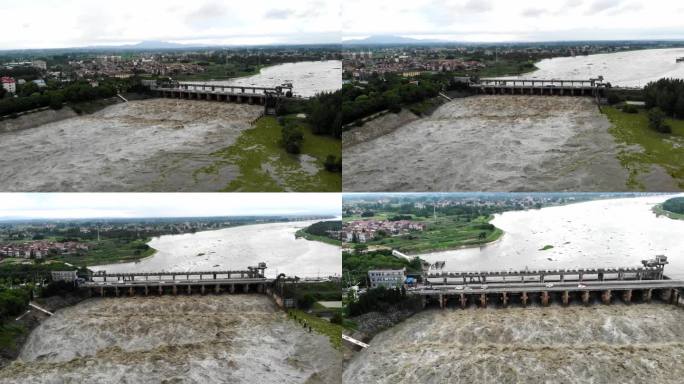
(412, 256, 684, 308)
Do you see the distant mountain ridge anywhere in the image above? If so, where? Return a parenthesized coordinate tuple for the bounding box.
(342, 35, 450, 45)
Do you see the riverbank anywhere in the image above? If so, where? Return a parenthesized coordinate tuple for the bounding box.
(0, 291, 89, 370)
(604, 106, 684, 190)
(653, 204, 684, 220)
(360, 215, 503, 255)
(196, 116, 341, 192)
(295, 228, 341, 246)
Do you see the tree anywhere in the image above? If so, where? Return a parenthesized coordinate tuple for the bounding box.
(281, 122, 304, 154)
(19, 81, 40, 97)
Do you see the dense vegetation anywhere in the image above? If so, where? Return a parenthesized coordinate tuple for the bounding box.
(643, 78, 684, 118)
(0, 77, 147, 117)
(341, 73, 441, 125)
(304, 221, 341, 237)
(347, 286, 422, 317)
(296, 220, 342, 246)
(343, 249, 423, 287)
(662, 197, 684, 214)
(281, 281, 341, 310)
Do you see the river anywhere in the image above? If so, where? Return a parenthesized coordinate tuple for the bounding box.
(343, 96, 642, 192)
(418, 194, 684, 279)
(0, 295, 340, 384)
(0, 99, 262, 192)
(188, 60, 342, 98)
(90, 220, 341, 278)
(343, 304, 684, 384)
(504, 48, 684, 87)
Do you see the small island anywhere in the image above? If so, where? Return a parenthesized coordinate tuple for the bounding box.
(295, 221, 342, 246)
(653, 197, 684, 220)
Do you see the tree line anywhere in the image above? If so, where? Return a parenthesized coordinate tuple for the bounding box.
(341, 73, 441, 126)
(0, 78, 146, 117)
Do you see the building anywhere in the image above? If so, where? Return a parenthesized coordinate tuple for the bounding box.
(32, 79, 47, 88)
(32, 60, 47, 70)
(51, 270, 78, 282)
(1, 76, 16, 93)
(368, 268, 406, 289)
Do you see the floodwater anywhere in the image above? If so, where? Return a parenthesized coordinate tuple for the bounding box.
(0, 99, 262, 192)
(191, 60, 342, 97)
(419, 195, 684, 279)
(505, 48, 684, 87)
(90, 221, 341, 278)
(343, 96, 632, 192)
(344, 304, 684, 384)
(0, 295, 340, 384)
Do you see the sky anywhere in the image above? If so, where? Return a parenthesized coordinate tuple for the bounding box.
(0, 0, 341, 49)
(0, 193, 341, 220)
(343, 0, 684, 42)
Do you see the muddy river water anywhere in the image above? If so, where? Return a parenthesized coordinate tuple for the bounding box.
(505, 48, 684, 87)
(345, 195, 684, 383)
(0, 99, 262, 192)
(343, 96, 636, 192)
(419, 195, 684, 279)
(0, 295, 340, 384)
(344, 304, 684, 384)
(90, 220, 341, 278)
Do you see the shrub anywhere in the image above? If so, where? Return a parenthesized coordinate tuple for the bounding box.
(621, 104, 638, 114)
(648, 107, 672, 134)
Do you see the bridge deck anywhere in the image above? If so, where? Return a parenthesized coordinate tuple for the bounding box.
(82, 277, 274, 288)
(414, 279, 684, 295)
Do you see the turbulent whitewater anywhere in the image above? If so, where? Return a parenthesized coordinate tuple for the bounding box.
(343, 96, 629, 191)
(0, 295, 340, 384)
(344, 304, 684, 384)
(0, 99, 262, 192)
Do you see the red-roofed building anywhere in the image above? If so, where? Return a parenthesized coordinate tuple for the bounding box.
(1, 77, 16, 94)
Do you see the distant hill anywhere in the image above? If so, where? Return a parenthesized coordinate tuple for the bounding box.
(85, 40, 197, 50)
(343, 35, 450, 45)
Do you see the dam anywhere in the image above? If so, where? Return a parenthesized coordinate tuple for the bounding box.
(415, 256, 684, 308)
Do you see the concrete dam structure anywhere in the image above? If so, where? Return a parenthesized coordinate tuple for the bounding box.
(81, 263, 276, 297)
(470, 78, 608, 97)
(415, 256, 684, 309)
(149, 81, 294, 115)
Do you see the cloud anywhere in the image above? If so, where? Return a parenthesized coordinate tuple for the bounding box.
(565, 0, 583, 7)
(587, 0, 624, 13)
(522, 8, 547, 17)
(186, 2, 228, 27)
(265, 8, 295, 19)
(463, 0, 493, 13)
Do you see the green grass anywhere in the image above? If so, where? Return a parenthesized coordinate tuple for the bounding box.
(653, 204, 684, 221)
(603, 107, 684, 189)
(288, 309, 344, 350)
(295, 229, 341, 246)
(196, 116, 341, 192)
(539, 245, 554, 251)
(361, 215, 503, 254)
(45, 238, 156, 267)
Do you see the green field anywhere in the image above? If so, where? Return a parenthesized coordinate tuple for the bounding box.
(653, 204, 684, 221)
(295, 229, 341, 246)
(604, 107, 684, 189)
(288, 309, 343, 349)
(173, 63, 269, 81)
(45, 238, 155, 267)
(196, 116, 341, 191)
(360, 215, 503, 254)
